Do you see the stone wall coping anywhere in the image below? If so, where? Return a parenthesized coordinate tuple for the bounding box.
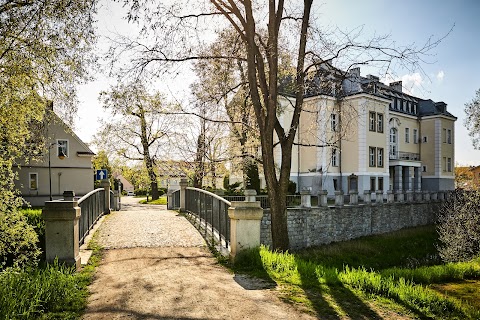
(43, 201, 81, 221)
(228, 206, 264, 220)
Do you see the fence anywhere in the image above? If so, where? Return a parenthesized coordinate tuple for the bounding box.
(185, 187, 231, 249)
(223, 194, 309, 208)
(77, 188, 106, 246)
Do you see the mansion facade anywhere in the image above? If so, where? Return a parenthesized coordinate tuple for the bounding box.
(279, 67, 456, 196)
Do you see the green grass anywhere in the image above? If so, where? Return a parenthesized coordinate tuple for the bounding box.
(0, 227, 103, 319)
(139, 196, 167, 205)
(233, 226, 480, 319)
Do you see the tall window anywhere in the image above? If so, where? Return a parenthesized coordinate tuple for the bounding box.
(377, 113, 384, 133)
(389, 128, 397, 158)
(413, 129, 418, 144)
(331, 148, 338, 167)
(443, 157, 447, 172)
(29, 173, 38, 190)
(57, 139, 68, 157)
(405, 128, 410, 143)
(406, 102, 411, 113)
(377, 148, 384, 167)
(447, 158, 452, 172)
(370, 177, 376, 191)
(330, 113, 337, 131)
(369, 146, 376, 167)
(378, 177, 384, 191)
(447, 129, 452, 144)
(369, 111, 376, 132)
(443, 128, 447, 143)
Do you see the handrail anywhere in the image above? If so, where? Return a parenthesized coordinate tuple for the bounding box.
(186, 187, 232, 206)
(78, 188, 104, 205)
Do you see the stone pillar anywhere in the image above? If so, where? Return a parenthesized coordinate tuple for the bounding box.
(228, 201, 264, 261)
(334, 190, 344, 206)
(414, 191, 422, 202)
(375, 191, 383, 204)
(395, 190, 404, 202)
(406, 190, 413, 202)
(413, 167, 422, 191)
(404, 167, 413, 191)
(42, 201, 81, 269)
(300, 189, 311, 208)
(387, 190, 394, 203)
(318, 190, 328, 207)
(244, 189, 257, 202)
(349, 190, 358, 205)
(363, 190, 371, 204)
(394, 165, 403, 191)
(166, 190, 173, 209)
(99, 180, 111, 214)
(113, 190, 120, 210)
(431, 192, 438, 201)
(179, 178, 188, 212)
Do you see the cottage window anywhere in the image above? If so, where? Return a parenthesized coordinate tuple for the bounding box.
(29, 173, 38, 190)
(57, 139, 68, 157)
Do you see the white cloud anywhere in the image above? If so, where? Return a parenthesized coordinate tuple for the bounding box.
(436, 70, 445, 82)
(401, 72, 423, 95)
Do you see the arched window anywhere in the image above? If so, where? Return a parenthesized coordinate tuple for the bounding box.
(389, 128, 398, 159)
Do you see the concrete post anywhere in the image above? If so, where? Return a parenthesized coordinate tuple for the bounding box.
(363, 191, 371, 204)
(179, 178, 188, 212)
(113, 190, 120, 210)
(166, 190, 173, 209)
(318, 190, 328, 207)
(438, 191, 445, 201)
(228, 201, 263, 261)
(349, 191, 358, 205)
(395, 190, 404, 202)
(300, 189, 311, 208)
(335, 190, 344, 206)
(424, 191, 431, 201)
(387, 190, 394, 203)
(63, 190, 75, 201)
(42, 201, 81, 269)
(406, 190, 413, 202)
(375, 191, 383, 204)
(99, 180, 111, 214)
(431, 192, 438, 201)
(244, 189, 257, 202)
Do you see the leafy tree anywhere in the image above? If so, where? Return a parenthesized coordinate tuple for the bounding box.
(96, 82, 178, 200)
(111, 1, 448, 250)
(465, 88, 480, 148)
(437, 190, 480, 262)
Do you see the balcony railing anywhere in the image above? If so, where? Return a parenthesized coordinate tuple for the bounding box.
(389, 151, 420, 161)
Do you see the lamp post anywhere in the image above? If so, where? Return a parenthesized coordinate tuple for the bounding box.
(48, 143, 66, 201)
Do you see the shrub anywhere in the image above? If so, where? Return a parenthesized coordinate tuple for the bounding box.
(437, 190, 480, 262)
(0, 209, 40, 271)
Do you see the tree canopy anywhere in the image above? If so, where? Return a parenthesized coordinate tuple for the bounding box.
(464, 88, 480, 149)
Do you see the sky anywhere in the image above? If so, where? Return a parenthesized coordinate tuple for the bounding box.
(74, 0, 480, 165)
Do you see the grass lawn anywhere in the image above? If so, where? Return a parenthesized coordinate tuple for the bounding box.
(233, 225, 480, 319)
(139, 196, 167, 205)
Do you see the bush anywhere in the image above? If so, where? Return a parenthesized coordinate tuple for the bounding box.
(288, 180, 297, 194)
(0, 209, 40, 271)
(437, 190, 480, 262)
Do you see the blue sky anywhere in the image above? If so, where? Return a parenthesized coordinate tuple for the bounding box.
(75, 0, 480, 165)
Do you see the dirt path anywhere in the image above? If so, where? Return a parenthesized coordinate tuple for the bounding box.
(82, 197, 314, 320)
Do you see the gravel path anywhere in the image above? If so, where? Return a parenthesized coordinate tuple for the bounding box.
(95, 197, 206, 248)
(83, 197, 315, 320)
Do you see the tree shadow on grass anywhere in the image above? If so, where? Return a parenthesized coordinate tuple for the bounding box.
(295, 257, 382, 319)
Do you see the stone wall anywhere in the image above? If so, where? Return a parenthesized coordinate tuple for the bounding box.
(260, 202, 439, 249)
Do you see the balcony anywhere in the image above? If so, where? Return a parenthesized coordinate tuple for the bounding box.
(389, 151, 420, 161)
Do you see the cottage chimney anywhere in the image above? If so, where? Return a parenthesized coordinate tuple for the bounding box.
(389, 81, 402, 92)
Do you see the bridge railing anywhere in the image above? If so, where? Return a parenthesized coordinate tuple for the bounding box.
(77, 188, 106, 246)
(185, 187, 231, 249)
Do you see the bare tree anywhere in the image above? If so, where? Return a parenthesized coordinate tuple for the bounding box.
(109, 1, 448, 250)
(96, 82, 178, 200)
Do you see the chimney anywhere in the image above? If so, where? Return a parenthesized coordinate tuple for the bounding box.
(367, 74, 379, 81)
(389, 81, 402, 92)
(349, 67, 360, 77)
(435, 101, 447, 113)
